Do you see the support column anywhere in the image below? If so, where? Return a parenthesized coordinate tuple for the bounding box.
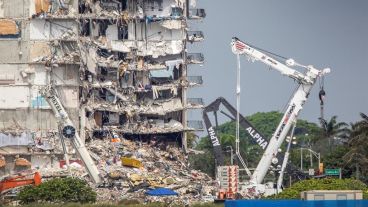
(80, 106, 86, 144)
(182, 57, 188, 153)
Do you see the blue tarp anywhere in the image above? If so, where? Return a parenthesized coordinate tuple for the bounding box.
(225, 200, 368, 207)
(145, 188, 178, 196)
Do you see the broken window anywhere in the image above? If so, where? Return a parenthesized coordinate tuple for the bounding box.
(187, 53, 204, 64)
(79, 1, 93, 14)
(80, 19, 91, 36)
(0, 20, 21, 38)
(97, 48, 118, 60)
(189, 9, 206, 19)
(171, 7, 183, 17)
(118, 24, 128, 40)
(0, 74, 15, 85)
(97, 20, 112, 36)
(100, 0, 127, 11)
(120, 71, 134, 88)
(97, 67, 118, 82)
(157, 89, 173, 99)
(144, 0, 163, 12)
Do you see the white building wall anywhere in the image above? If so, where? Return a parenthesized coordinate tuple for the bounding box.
(0, 86, 30, 109)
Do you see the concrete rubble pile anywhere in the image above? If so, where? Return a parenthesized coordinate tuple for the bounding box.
(94, 138, 216, 203)
(38, 138, 216, 204)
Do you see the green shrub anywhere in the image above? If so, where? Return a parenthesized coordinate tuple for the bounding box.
(269, 178, 368, 199)
(17, 177, 96, 204)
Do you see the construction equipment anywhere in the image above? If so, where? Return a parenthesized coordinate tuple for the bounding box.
(203, 97, 269, 168)
(203, 97, 270, 199)
(40, 85, 102, 184)
(0, 172, 42, 194)
(230, 37, 330, 196)
(277, 121, 296, 192)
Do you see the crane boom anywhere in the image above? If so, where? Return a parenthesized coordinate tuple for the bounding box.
(231, 37, 330, 186)
(203, 97, 270, 177)
(41, 85, 102, 184)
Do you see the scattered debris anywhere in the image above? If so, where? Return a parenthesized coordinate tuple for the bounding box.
(0, 0, 208, 204)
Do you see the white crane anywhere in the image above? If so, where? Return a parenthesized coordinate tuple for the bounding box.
(40, 85, 102, 184)
(230, 37, 330, 194)
(277, 121, 296, 192)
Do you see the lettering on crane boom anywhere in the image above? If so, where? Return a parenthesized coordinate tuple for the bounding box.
(276, 104, 296, 139)
(208, 127, 220, 146)
(246, 127, 268, 150)
(50, 95, 63, 114)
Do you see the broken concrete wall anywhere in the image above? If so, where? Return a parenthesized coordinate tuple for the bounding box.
(51, 65, 80, 86)
(0, 0, 29, 18)
(29, 0, 78, 17)
(128, 21, 185, 41)
(110, 40, 184, 58)
(30, 19, 78, 40)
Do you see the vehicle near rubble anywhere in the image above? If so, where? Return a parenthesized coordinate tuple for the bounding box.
(0, 171, 41, 202)
(203, 37, 331, 200)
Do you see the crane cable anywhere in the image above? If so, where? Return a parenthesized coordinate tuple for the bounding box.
(318, 76, 326, 127)
(245, 42, 288, 62)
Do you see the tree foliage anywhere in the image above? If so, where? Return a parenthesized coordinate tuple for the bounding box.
(269, 178, 368, 199)
(319, 116, 349, 153)
(190, 110, 368, 185)
(17, 177, 97, 204)
(342, 113, 368, 182)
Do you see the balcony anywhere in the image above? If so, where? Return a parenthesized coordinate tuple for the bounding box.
(188, 9, 206, 19)
(187, 120, 204, 131)
(187, 76, 203, 86)
(187, 31, 204, 42)
(187, 53, 204, 64)
(187, 98, 204, 108)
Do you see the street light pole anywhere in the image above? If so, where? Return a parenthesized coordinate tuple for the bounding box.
(300, 147, 303, 171)
(226, 146, 234, 165)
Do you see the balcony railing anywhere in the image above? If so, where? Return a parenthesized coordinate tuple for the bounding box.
(187, 31, 204, 42)
(187, 98, 204, 108)
(187, 53, 204, 64)
(187, 120, 204, 130)
(187, 76, 203, 85)
(189, 9, 206, 19)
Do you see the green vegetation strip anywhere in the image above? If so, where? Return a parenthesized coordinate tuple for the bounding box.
(269, 178, 368, 199)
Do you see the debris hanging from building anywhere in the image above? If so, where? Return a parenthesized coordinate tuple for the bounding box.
(0, 0, 209, 204)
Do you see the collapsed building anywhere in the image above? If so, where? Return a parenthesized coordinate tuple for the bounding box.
(0, 0, 207, 198)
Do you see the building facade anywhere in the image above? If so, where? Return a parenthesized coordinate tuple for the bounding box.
(0, 0, 205, 175)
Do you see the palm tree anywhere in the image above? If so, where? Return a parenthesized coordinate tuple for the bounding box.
(343, 113, 368, 180)
(319, 116, 349, 153)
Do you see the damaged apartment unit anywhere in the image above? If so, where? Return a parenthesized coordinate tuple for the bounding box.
(0, 0, 205, 175)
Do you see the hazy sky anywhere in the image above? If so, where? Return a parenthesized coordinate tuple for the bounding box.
(187, 0, 368, 128)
